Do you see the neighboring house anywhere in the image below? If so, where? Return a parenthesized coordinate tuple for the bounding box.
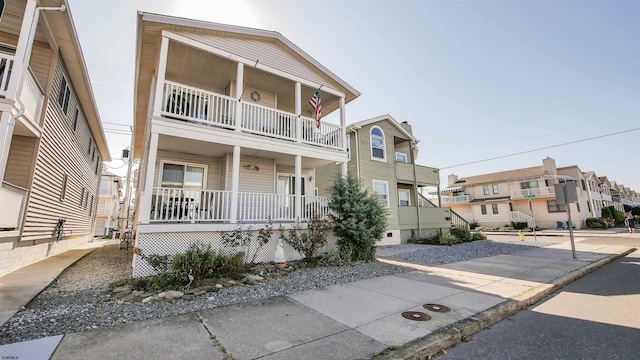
(131, 13, 359, 276)
(315, 115, 455, 245)
(94, 169, 121, 237)
(440, 157, 639, 230)
(0, 0, 110, 276)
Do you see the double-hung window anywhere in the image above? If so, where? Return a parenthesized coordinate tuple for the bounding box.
(370, 127, 385, 161)
(373, 180, 389, 207)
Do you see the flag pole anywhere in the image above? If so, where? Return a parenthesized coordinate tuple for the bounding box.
(240, 59, 259, 101)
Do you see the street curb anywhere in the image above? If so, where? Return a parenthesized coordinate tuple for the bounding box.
(372, 247, 636, 360)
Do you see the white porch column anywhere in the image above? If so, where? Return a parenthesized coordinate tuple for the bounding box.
(152, 36, 169, 117)
(235, 63, 244, 132)
(138, 132, 159, 224)
(295, 82, 302, 143)
(339, 97, 347, 177)
(230, 145, 241, 222)
(295, 155, 302, 221)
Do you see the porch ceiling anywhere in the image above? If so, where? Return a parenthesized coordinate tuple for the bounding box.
(157, 134, 334, 168)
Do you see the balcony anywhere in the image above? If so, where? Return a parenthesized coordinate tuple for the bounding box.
(160, 81, 343, 151)
(510, 186, 555, 199)
(590, 191, 602, 200)
(440, 195, 470, 205)
(149, 187, 330, 223)
(395, 162, 439, 185)
(0, 182, 28, 229)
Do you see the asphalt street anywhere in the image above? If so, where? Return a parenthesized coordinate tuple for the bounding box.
(435, 240, 640, 360)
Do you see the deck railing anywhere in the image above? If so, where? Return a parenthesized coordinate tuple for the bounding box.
(440, 195, 470, 205)
(0, 182, 28, 229)
(20, 69, 44, 124)
(160, 81, 343, 151)
(150, 187, 330, 223)
(510, 186, 555, 199)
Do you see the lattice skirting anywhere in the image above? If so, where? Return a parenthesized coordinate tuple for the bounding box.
(133, 229, 337, 277)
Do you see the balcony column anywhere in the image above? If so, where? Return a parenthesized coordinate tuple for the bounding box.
(235, 63, 244, 132)
(339, 97, 347, 177)
(138, 132, 159, 224)
(410, 140, 422, 236)
(295, 82, 301, 143)
(230, 145, 241, 223)
(295, 155, 302, 221)
(152, 36, 169, 117)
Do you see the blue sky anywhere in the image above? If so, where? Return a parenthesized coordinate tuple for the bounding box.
(68, 0, 640, 191)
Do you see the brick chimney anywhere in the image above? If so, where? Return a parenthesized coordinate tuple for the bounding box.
(542, 157, 557, 177)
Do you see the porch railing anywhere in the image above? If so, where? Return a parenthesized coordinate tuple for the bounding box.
(20, 68, 44, 124)
(0, 182, 28, 229)
(0, 54, 14, 97)
(450, 209, 469, 230)
(510, 211, 534, 228)
(160, 81, 343, 151)
(150, 187, 330, 223)
(440, 195, 470, 205)
(510, 186, 555, 199)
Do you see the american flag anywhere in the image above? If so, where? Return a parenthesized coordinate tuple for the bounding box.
(309, 90, 322, 128)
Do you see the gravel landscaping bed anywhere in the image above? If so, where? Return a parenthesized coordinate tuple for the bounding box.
(0, 239, 552, 345)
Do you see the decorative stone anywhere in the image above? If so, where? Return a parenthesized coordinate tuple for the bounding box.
(194, 290, 207, 296)
(244, 274, 264, 283)
(141, 296, 154, 304)
(227, 280, 240, 285)
(215, 284, 224, 289)
(112, 286, 131, 293)
(114, 289, 133, 299)
(163, 290, 184, 300)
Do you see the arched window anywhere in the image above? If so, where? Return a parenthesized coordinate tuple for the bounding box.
(370, 126, 386, 161)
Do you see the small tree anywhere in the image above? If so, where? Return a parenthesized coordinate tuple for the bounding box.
(328, 175, 388, 261)
(601, 207, 612, 219)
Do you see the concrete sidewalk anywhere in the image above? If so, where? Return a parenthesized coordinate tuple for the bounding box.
(0, 239, 635, 360)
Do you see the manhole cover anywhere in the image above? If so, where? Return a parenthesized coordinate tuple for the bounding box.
(401, 311, 431, 321)
(423, 304, 451, 313)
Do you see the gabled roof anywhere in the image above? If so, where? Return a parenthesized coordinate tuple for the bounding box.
(346, 114, 416, 142)
(453, 165, 545, 186)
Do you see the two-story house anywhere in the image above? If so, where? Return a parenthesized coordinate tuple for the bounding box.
(0, 0, 110, 276)
(131, 13, 359, 276)
(315, 115, 455, 245)
(94, 169, 121, 237)
(441, 158, 593, 229)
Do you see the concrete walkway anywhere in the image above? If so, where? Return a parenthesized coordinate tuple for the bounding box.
(0, 237, 635, 360)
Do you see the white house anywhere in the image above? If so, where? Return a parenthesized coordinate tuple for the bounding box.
(131, 13, 359, 276)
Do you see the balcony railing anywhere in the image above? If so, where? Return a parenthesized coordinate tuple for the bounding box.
(510, 186, 555, 199)
(160, 81, 343, 151)
(0, 182, 28, 229)
(0, 54, 14, 97)
(589, 191, 602, 200)
(0, 55, 44, 126)
(149, 187, 330, 223)
(440, 195, 470, 205)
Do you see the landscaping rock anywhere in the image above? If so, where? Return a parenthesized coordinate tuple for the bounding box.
(163, 290, 184, 300)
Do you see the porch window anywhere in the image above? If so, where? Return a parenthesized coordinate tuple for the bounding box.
(547, 200, 566, 213)
(521, 180, 538, 189)
(398, 189, 410, 206)
(160, 162, 206, 189)
(370, 126, 386, 161)
(373, 180, 389, 207)
(396, 152, 408, 163)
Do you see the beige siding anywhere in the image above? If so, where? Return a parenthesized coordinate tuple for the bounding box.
(175, 31, 339, 91)
(153, 150, 221, 190)
(21, 56, 101, 242)
(5, 135, 36, 188)
(28, 40, 54, 95)
(314, 162, 341, 196)
(470, 202, 511, 227)
(239, 156, 274, 193)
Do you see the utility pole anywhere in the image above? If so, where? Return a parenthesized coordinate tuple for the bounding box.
(120, 126, 134, 241)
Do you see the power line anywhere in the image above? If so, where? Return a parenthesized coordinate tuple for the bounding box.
(440, 127, 640, 170)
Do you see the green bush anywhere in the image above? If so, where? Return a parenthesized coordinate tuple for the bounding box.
(285, 216, 332, 262)
(472, 232, 487, 240)
(586, 217, 608, 229)
(511, 221, 528, 230)
(329, 175, 388, 262)
(601, 207, 612, 219)
(438, 232, 462, 246)
(469, 222, 479, 230)
(449, 226, 472, 242)
(612, 209, 626, 225)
